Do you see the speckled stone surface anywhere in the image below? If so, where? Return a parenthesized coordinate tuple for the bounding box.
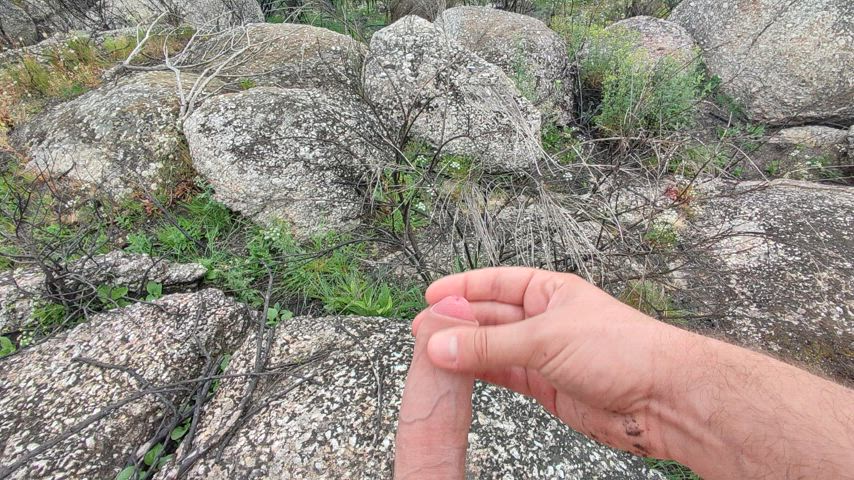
(0, 289, 253, 479)
(605, 15, 697, 67)
(184, 86, 391, 238)
(105, 0, 263, 28)
(436, 6, 574, 125)
(0, 0, 37, 49)
(389, 0, 450, 22)
(13, 0, 261, 37)
(364, 16, 542, 172)
(684, 180, 854, 383)
(12, 71, 222, 198)
(182, 22, 363, 94)
(670, 0, 854, 125)
(0, 251, 208, 333)
(160, 315, 662, 479)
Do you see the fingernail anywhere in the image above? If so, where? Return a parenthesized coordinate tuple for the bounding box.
(428, 332, 458, 366)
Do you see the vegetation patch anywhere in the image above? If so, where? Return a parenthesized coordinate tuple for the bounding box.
(619, 279, 687, 324)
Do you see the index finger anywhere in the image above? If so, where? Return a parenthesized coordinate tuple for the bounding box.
(425, 267, 540, 306)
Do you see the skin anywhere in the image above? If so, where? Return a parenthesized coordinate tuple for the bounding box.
(406, 267, 854, 480)
(394, 296, 478, 479)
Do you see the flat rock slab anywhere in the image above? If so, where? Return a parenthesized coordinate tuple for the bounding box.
(0, 289, 252, 479)
(160, 315, 662, 479)
(685, 180, 854, 382)
(0, 251, 207, 333)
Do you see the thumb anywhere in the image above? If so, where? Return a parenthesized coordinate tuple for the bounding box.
(426, 319, 542, 373)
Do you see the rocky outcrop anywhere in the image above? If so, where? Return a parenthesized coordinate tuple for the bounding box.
(0, 251, 207, 333)
(184, 87, 389, 238)
(436, 6, 574, 125)
(10, 0, 262, 46)
(605, 15, 696, 67)
(182, 22, 363, 94)
(105, 0, 263, 29)
(0, 289, 252, 479)
(0, 0, 38, 49)
(12, 71, 220, 198)
(160, 314, 662, 479)
(364, 16, 542, 172)
(670, 0, 854, 125)
(684, 180, 854, 383)
(749, 126, 850, 180)
(390, 0, 453, 22)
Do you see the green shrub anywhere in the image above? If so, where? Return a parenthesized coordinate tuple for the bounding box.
(559, 25, 706, 136)
(644, 222, 679, 250)
(0, 335, 15, 357)
(542, 124, 582, 164)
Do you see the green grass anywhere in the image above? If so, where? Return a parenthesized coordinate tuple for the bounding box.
(645, 458, 701, 479)
(619, 280, 687, 324)
(542, 124, 581, 164)
(124, 188, 424, 317)
(238, 78, 256, 90)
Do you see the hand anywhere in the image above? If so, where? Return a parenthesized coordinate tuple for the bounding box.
(413, 267, 854, 479)
(411, 267, 694, 459)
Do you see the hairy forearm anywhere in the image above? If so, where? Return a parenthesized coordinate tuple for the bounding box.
(654, 332, 854, 479)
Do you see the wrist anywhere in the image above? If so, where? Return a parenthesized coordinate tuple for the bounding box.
(645, 329, 733, 476)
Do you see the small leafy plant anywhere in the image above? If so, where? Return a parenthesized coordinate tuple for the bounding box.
(97, 284, 131, 309)
(0, 336, 15, 357)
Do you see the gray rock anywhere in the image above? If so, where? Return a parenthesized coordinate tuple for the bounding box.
(364, 16, 542, 172)
(0, 289, 252, 479)
(749, 126, 850, 180)
(0, 0, 38, 49)
(184, 87, 389, 238)
(13, 0, 262, 39)
(105, 0, 263, 29)
(0, 251, 207, 334)
(684, 180, 854, 383)
(11, 0, 89, 38)
(181, 22, 363, 93)
(670, 0, 854, 125)
(159, 315, 662, 479)
(12, 71, 220, 199)
(605, 15, 697, 67)
(436, 6, 574, 125)
(390, 0, 453, 22)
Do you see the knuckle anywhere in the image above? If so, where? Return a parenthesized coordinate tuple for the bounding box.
(472, 328, 490, 366)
